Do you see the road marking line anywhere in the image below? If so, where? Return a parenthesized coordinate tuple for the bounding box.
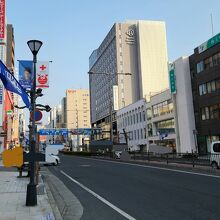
(75, 156, 220, 179)
(60, 170, 136, 220)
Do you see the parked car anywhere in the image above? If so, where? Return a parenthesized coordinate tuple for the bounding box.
(210, 141, 220, 169)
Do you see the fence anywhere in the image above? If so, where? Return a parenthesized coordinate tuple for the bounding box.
(129, 152, 218, 168)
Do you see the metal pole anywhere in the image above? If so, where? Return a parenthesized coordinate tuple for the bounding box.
(26, 54, 37, 206)
(109, 73, 113, 143)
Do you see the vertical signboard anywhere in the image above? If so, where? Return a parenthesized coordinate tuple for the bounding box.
(113, 85, 119, 110)
(36, 61, 49, 88)
(0, 0, 5, 41)
(169, 63, 176, 94)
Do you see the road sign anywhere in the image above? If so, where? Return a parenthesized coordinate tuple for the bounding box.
(36, 61, 49, 88)
(31, 109, 43, 122)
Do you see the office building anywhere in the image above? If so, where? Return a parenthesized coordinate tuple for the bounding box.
(190, 33, 220, 154)
(89, 20, 169, 141)
(63, 89, 90, 129)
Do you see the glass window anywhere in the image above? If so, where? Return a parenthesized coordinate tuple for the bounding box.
(216, 79, 220, 90)
(199, 85, 203, 95)
(139, 112, 142, 122)
(134, 130, 136, 140)
(143, 111, 146, 121)
(136, 113, 138, 123)
(213, 143, 220, 152)
(197, 61, 204, 73)
(205, 107, 209, 120)
(210, 104, 220, 119)
(147, 108, 152, 119)
(204, 57, 213, 70)
(201, 108, 206, 120)
(207, 82, 212, 93)
(211, 81, 216, 92)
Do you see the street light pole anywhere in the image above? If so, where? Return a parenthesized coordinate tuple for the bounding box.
(26, 40, 42, 206)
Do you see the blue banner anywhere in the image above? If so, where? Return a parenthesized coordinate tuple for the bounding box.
(39, 129, 68, 136)
(19, 60, 33, 89)
(0, 60, 31, 109)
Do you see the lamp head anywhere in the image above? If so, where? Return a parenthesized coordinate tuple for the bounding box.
(27, 40, 43, 55)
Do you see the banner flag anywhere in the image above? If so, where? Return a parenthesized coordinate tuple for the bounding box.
(19, 60, 33, 89)
(0, 60, 30, 109)
(36, 61, 49, 88)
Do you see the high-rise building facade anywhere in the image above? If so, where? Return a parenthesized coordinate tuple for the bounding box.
(4, 24, 16, 146)
(190, 33, 220, 154)
(63, 89, 90, 129)
(89, 20, 169, 140)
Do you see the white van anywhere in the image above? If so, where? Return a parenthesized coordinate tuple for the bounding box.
(210, 141, 220, 169)
(41, 144, 63, 166)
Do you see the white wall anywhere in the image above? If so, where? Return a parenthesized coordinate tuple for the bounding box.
(137, 20, 169, 100)
(174, 57, 196, 153)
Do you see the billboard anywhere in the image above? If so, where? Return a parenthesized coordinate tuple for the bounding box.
(36, 61, 49, 88)
(19, 60, 33, 89)
(0, 0, 5, 40)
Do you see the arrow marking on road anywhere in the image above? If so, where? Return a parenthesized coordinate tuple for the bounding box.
(60, 170, 136, 220)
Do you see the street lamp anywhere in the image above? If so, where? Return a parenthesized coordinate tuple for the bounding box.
(26, 40, 43, 206)
(88, 71, 132, 143)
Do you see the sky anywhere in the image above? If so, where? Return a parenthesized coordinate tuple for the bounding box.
(7, 0, 220, 119)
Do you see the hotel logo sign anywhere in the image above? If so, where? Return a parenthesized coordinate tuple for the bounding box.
(126, 28, 135, 45)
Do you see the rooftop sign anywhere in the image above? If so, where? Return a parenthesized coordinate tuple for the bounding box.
(198, 32, 220, 54)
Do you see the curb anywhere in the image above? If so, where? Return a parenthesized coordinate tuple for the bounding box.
(42, 167, 83, 220)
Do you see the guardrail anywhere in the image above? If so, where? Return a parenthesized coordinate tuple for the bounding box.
(129, 152, 218, 168)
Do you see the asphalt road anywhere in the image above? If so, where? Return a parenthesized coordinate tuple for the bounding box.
(49, 155, 220, 220)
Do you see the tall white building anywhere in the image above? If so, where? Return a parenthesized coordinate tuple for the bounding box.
(89, 20, 169, 139)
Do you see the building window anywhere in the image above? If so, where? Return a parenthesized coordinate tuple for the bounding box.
(199, 78, 220, 96)
(140, 129, 143, 139)
(139, 112, 142, 122)
(136, 113, 138, 123)
(197, 61, 204, 73)
(204, 56, 213, 70)
(137, 129, 139, 139)
(201, 104, 220, 120)
(134, 130, 136, 140)
(143, 111, 146, 121)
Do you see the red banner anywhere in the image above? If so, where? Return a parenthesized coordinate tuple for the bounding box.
(0, 0, 5, 39)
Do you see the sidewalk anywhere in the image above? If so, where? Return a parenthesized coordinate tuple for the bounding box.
(0, 171, 55, 220)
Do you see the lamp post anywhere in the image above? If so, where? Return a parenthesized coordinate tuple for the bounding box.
(88, 71, 131, 143)
(26, 40, 43, 206)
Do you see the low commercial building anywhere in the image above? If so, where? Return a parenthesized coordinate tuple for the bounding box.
(117, 56, 196, 153)
(146, 89, 176, 150)
(117, 99, 147, 151)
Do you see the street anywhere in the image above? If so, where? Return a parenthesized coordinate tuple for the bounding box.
(49, 155, 220, 220)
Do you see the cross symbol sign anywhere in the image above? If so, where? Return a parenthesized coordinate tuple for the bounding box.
(40, 65, 46, 71)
